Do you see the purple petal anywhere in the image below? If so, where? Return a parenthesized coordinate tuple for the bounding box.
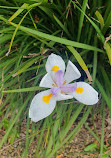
(54, 70, 64, 86)
(60, 82, 77, 93)
(51, 87, 61, 96)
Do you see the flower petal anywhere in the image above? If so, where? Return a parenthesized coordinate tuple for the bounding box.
(72, 82, 98, 105)
(39, 73, 54, 88)
(51, 87, 61, 96)
(54, 70, 64, 86)
(29, 90, 56, 122)
(61, 82, 77, 93)
(64, 61, 81, 83)
(45, 53, 65, 73)
(56, 93, 73, 101)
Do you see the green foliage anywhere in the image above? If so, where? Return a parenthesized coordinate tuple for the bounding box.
(84, 143, 97, 151)
(3, 118, 9, 130)
(0, 0, 111, 157)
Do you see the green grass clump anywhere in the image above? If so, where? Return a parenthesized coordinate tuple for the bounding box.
(0, 0, 111, 157)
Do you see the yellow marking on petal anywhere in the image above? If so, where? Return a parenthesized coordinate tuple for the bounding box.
(52, 66, 59, 73)
(42, 93, 53, 103)
(75, 87, 83, 93)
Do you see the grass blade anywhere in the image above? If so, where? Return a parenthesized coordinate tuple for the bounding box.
(104, 42, 111, 65)
(77, 0, 88, 41)
(95, 11, 104, 30)
(2, 86, 45, 93)
(0, 16, 104, 53)
(71, 0, 105, 43)
(67, 46, 92, 82)
(8, 3, 28, 22)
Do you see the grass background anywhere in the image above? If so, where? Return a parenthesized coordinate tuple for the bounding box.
(0, 0, 111, 157)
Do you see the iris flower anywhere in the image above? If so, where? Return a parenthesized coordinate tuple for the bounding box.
(29, 54, 98, 122)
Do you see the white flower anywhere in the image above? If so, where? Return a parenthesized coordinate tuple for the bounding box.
(29, 54, 98, 122)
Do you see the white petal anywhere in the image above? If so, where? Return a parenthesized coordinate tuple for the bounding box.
(72, 82, 98, 105)
(39, 73, 54, 88)
(64, 61, 81, 83)
(56, 93, 73, 101)
(45, 53, 65, 73)
(29, 90, 56, 122)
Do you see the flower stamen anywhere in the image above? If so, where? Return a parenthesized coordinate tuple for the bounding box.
(61, 90, 64, 94)
(63, 80, 66, 85)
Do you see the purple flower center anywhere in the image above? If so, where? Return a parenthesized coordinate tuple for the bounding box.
(51, 70, 77, 96)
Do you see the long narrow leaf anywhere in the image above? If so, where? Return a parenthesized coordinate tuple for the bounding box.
(67, 46, 92, 82)
(2, 86, 45, 93)
(0, 16, 104, 53)
(8, 3, 28, 22)
(77, 0, 88, 41)
(71, 0, 105, 43)
(104, 42, 111, 65)
(95, 11, 104, 30)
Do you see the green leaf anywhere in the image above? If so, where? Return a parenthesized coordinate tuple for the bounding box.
(0, 96, 30, 148)
(100, 154, 110, 158)
(3, 118, 9, 130)
(47, 106, 92, 157)
(53, 14, 72, 39)
(95, 11, 104, 30)
(8, 3, 28, 22)
(95, 80, 111, 112)
(77, 0, 88, 41)
(104, 42, 111, 65)
(67, 46, 93, 81)
(2, 86, 45, 93)
(67, 46, 87, 69)
(11, 22, 104, 52)
(84, 143, 97, 151)
(102, 11, 111, 35)
(100, 105, 105, 156)
(71, 0, 105, 43)
(0, 16, 103, 53)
